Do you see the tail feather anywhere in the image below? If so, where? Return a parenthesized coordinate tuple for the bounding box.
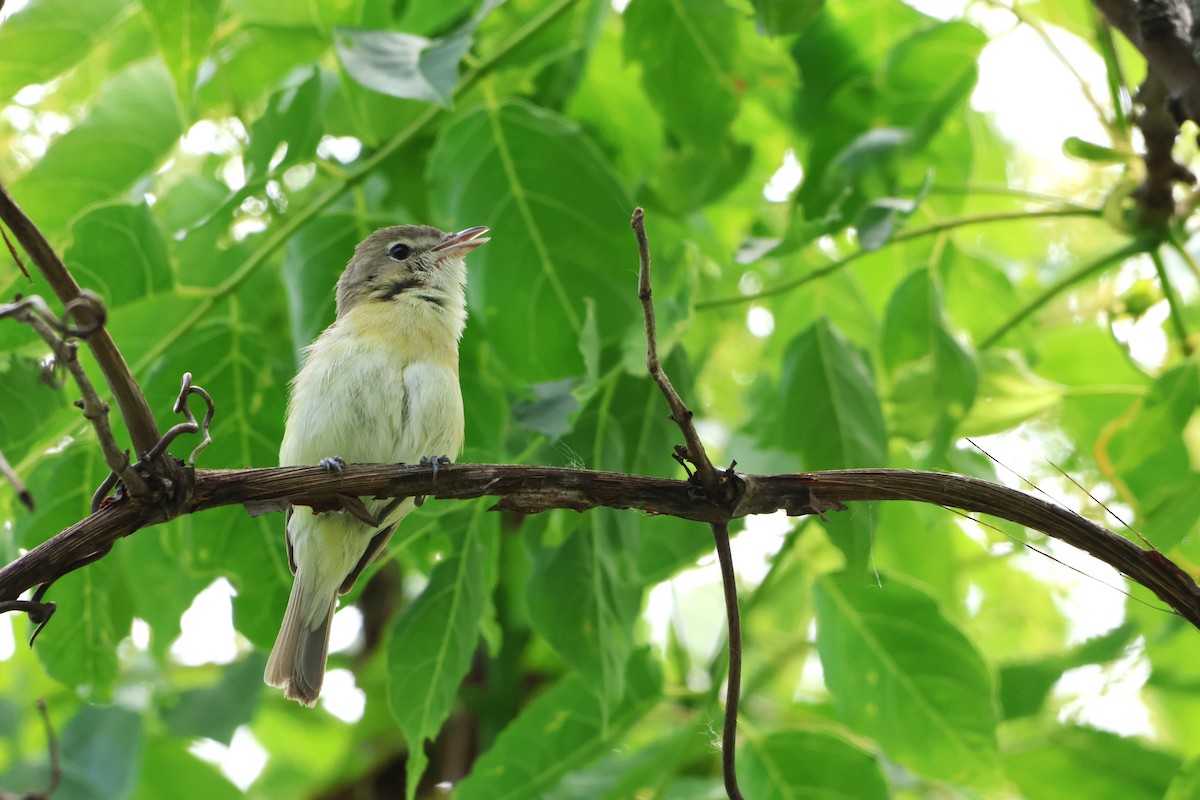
(265, 570, 336, 707)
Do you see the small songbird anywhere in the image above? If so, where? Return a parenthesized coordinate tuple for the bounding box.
(265, 224, 489, 706)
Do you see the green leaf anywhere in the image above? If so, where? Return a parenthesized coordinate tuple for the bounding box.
(1005, 726, 1179, 800)
(753, 0, 825, 36)
(815, 572, 1000, 784)
(882, 21, 987, 144)
(0, 355, 70, 470)
(624, 0, 738, 150)
(132, 737, 241, 800)
(244, 68, 324, 180)
(388, 517, 493, 799)
(882, 266, 977, 443)
(527, 510, 641, 703)
(163, 653, 266, 744)
(650, 141, 753, 214)
(9, 59, 182, 234)
(740, 729, 889, 800)
(454, 649, 662, 800)
(0, 0, 128, 104)
(335, 0, 500, 106)
(139, 0, 222, 113)
(823, 127, 911, 192)
(960, 350, 1066, 436)
(1167, 755, 1200, 800)
(427, 99, 637, 382)
(770, 318, 887, 469)
(855, 170, 932, 251)
(513, 378, 579, 437)
(55, 705, 145, 800)
(64, 203, 174, 307)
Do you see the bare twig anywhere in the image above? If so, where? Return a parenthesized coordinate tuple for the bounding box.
(710, 520, 745, 800)
(0, 223, 30, 281)
(632, 208, 725, 499)
(0, 698, 61, 800)
(3, 293, 152, 501)
(0, 447, 32, 510)
(633, 208, 744, 799)
(0, 182, 167, 465)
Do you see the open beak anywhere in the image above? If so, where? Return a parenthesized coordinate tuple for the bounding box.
(432, 226, 490, 257)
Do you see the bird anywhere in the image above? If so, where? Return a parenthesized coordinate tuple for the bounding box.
(265, 223, 489, 706)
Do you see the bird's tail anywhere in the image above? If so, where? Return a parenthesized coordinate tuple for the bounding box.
(264, 569, 336, 707)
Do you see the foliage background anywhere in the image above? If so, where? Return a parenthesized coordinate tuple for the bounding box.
(1, 0, 1199, 797)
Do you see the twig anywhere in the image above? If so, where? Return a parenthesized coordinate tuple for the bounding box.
(632, 208, 744, 799)
(1, 294, 152, 501)
(710, 521, 744, 800)
(979, 240, 1148, 348)
(632, 208, 724, 497)
(0, 597, 55, 647)
(0, 223, 30, 281)
(0, 698, 61, 800)
(1150, 249, 1194, 354)
(0, 447, 32, 510)
(0, 181, 167, 465)
(696, 207, 1102, 310)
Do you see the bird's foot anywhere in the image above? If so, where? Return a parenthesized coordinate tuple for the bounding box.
(414, 455, 452, 507)
(319, 455, 346, 475)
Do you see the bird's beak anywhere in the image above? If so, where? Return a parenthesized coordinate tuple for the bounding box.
(432, 226, 490, 257)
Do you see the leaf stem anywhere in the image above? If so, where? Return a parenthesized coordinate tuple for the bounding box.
(978, 240, 1148, 349)
(697, 207, 1102, 310)
(1150, 248, 1194, 356)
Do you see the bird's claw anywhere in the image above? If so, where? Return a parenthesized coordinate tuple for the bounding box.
(415, 455, 452, 507)
(320, 456, 346, 475)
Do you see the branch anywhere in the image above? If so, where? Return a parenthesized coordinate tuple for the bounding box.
(0, 699, 60, 800)
(0, 294, 152, 501)
(0, 182, 167, 464)
(696, 207, 1101, 311)
(633, 207, 743, 799)
(0, 446, 32, 511)
(1092, 0, 1200, 123)
(978, 240, 1148, 348)
(2, 464, 1198, 624)
(1132, 73, 1194, 228)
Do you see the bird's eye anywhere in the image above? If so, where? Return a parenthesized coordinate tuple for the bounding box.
(388, 243, 412, 261)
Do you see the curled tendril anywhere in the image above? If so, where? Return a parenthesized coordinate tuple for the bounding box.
(143, 372, 215, 466)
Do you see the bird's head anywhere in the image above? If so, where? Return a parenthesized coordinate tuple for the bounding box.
(335, 224, 489, 319)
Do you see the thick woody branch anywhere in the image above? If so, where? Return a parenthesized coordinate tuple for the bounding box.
(0, 182, 166, 464)
(1092, 0, 1200, 123)
(1133, 73, 1195, 227)
(2, 463, 1198, 626)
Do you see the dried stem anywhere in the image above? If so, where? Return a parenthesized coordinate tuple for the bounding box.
(0, 447, 32, 510)
(0, 182, 166, 465)
(711, 521, 745, 800)
(633, 207, 744, 799)
(2, 294, 152, 500)
(2, 463, 1200, 624)
(0, 698, 60, 800)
